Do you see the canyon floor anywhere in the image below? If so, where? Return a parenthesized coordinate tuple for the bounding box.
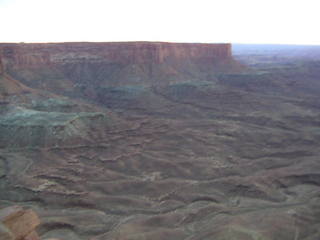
(0, 43, 320, 240)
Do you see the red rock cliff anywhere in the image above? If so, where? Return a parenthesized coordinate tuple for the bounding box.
(0, 42, 232, 67)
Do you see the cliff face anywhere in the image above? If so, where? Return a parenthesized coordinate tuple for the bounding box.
(0, 42, 232, 67)
(0, 52, 31, 99)
(0, 42, 238, 101)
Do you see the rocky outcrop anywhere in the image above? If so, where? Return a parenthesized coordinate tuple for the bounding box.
(0, 206, 63, 240)
(0, 206, 40, 240)
(0, 108, 109, 148)
(0, 74, 31, 99)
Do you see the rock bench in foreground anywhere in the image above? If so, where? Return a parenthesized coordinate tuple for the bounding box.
(0, 206, 40, 240)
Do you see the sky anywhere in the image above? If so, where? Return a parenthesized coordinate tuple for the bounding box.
(0, 0, 320, 45)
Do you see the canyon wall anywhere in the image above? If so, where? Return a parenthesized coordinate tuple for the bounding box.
(0, 42, 232, 67)
(0, 42, 238, 103)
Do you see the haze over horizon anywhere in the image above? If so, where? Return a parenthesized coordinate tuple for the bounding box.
(1, 0, 320, 45)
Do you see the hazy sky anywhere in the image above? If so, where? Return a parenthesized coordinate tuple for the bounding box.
(1, 0, 319, 44)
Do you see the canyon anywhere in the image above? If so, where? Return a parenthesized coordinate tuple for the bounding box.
(0, 42, 320, 240)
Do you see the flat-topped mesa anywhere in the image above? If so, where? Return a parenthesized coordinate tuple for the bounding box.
(0, 42, 239, 96)
(0, 42, 232, 66)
